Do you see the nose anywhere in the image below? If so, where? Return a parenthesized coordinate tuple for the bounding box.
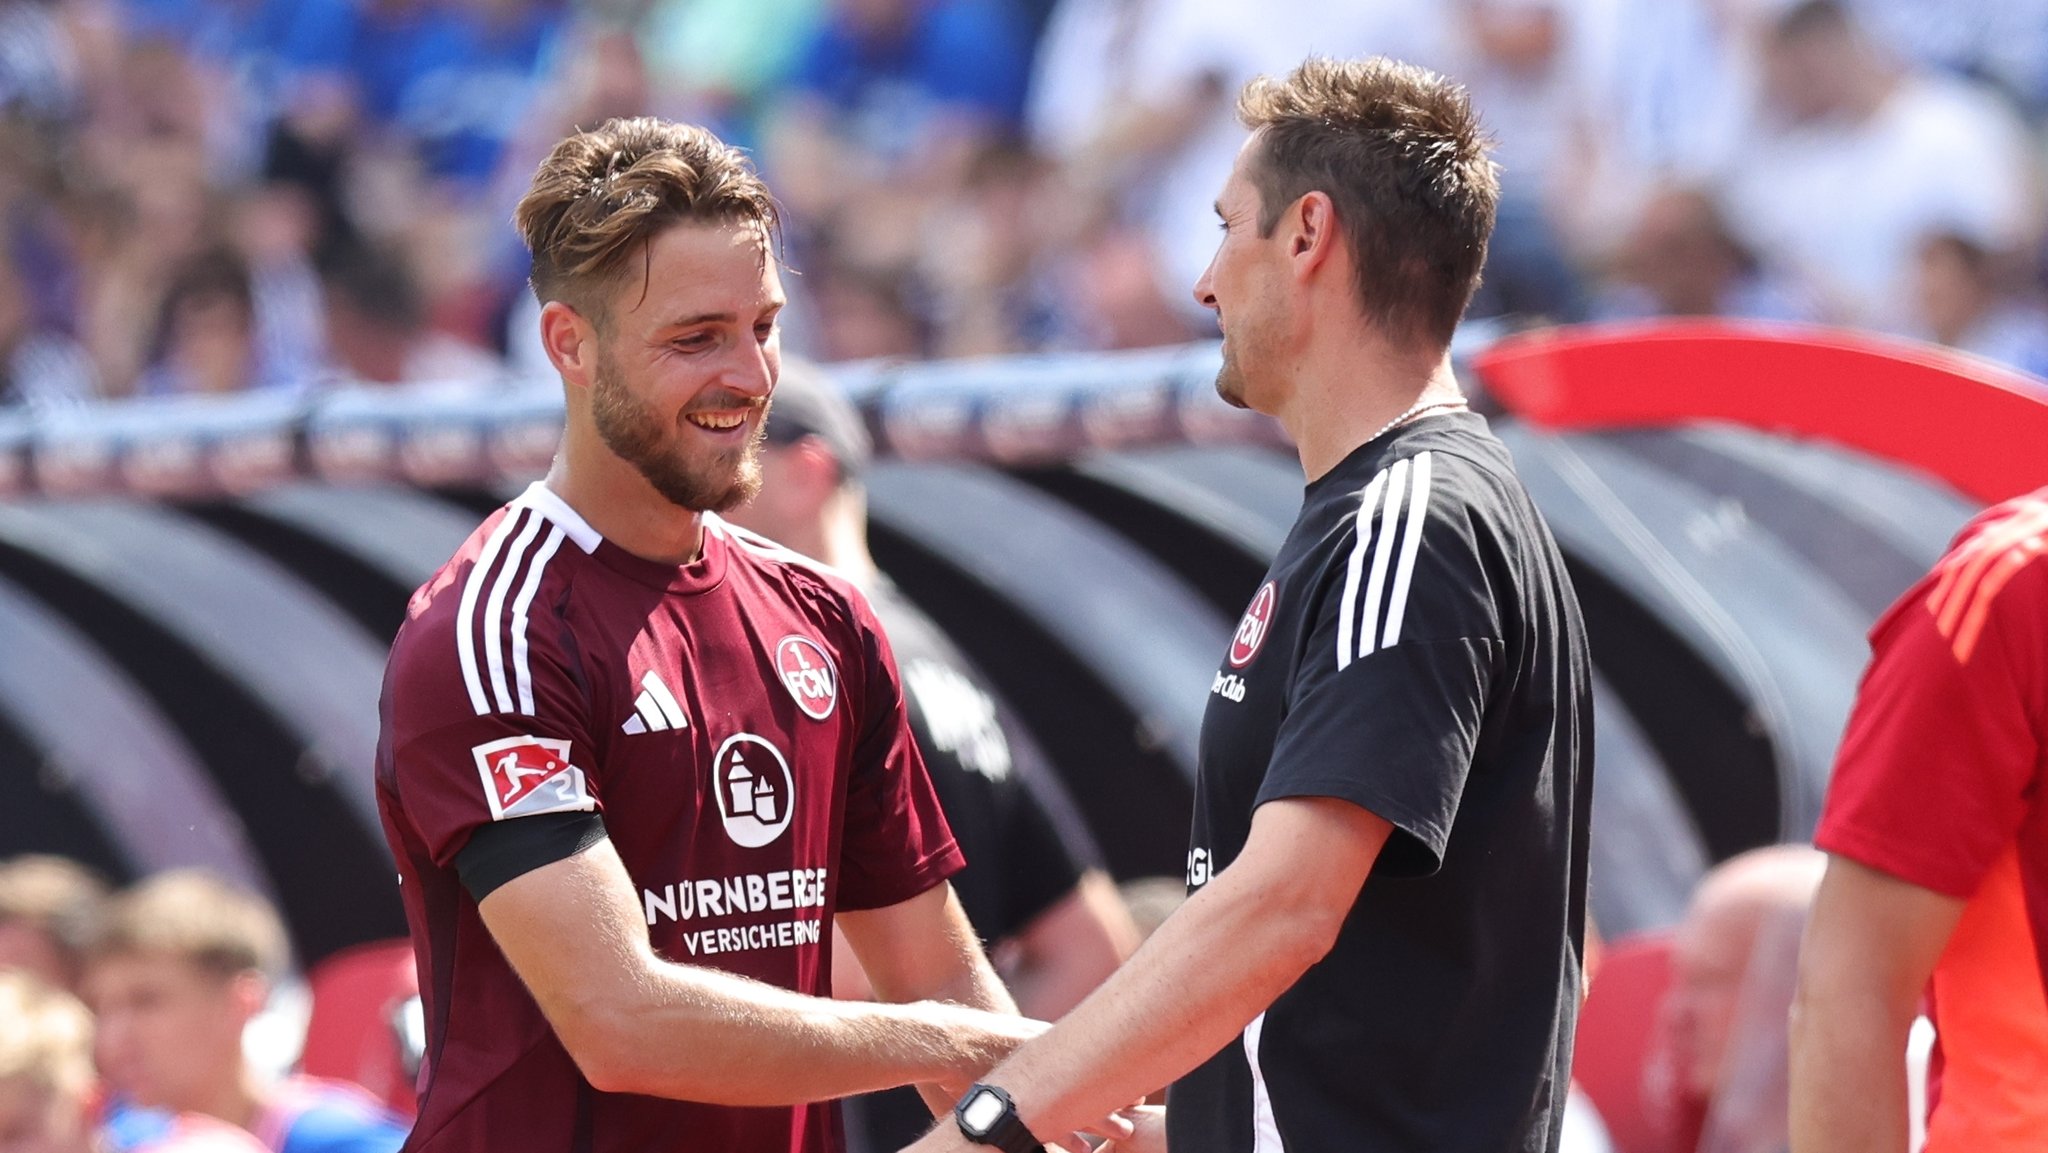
(727, 336, 777, 403)
(1193, 258, 1219, 313)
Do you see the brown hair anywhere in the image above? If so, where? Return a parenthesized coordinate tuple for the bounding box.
(514, 117, 779, 325)
(85, 869, 288, 981)
(0, 855, 108, 976)
(1237, 57, 1499, 349)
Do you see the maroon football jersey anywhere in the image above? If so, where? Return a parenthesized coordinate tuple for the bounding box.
(375, 482, 964, 1152)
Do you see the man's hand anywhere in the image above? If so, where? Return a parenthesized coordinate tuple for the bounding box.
(895, 1104, 1141, 1153)
(1100, 1105, 1167, 1153)
(921, 1005, 1052, 1100)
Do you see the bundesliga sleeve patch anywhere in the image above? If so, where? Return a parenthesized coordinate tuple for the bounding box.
(471, 735, 596, 821)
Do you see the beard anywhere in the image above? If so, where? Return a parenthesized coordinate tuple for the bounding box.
(1213, 337, 1250, 410)
(591, 355, 766, 513)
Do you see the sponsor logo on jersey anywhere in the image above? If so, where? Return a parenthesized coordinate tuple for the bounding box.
(775, 636, 838, 721)
(470, 735, 594, 821)
(642, 867, 831, 925)
(1187, 847, 1213, 889)
(1210, 671, 1247, 703)
(1229, 581, 1278, 668)
(713, 733, 796, 848)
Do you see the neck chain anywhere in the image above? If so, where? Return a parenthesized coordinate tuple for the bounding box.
(1370, 396, 1468, 443)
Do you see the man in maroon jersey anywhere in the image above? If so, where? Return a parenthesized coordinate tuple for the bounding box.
(373, 117, 1060, 1153)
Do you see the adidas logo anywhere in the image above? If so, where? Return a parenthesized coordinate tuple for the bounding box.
(623, 670, 688, 734)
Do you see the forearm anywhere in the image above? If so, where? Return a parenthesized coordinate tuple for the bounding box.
(1788, 857, 1959, 1153)
(1788, 977, 1917, 1153)
(985, 863, 1329, 1137)
(581, 958, 1016, 1104)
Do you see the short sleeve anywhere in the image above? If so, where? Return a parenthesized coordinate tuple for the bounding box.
(835, 593, 965, 911)
(382, 606, 601, 872)
(1260, 458, 1505, 876)
(1816, 562, 2045, 899)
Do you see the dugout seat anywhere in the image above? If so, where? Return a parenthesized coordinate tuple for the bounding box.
(1573, 930, 1679, 1153)
(300, 938, 420, 1117)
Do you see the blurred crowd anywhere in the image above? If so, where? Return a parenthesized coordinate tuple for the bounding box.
(7, 0, 2048, 410)
(0, 843, 1843, 1153)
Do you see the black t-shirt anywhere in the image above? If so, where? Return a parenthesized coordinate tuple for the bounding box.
(1167, 412, 1594, 1153)
(847, 582, 1099, 1153)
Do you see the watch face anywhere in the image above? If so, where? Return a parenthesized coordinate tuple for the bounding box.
(960, 1089, 1006, 1135)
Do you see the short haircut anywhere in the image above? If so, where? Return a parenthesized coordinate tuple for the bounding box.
(513, 117, 779, 325)
(1237, 57, 1499, 350)
(1774, 0, 1853, 40)
(86, 870, 289, 981)
(0, 855, 108, 974)
(0, 970, 94, 1105)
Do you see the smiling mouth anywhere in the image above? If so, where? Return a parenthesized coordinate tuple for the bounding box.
(684, 411, 751, 432)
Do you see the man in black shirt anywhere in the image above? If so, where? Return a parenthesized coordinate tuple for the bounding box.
(726, 362, 1140, 1150)
(905, 56, 1594, 1153)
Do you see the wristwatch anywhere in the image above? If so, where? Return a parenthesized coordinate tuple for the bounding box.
(953, 1083, 1044, 1153)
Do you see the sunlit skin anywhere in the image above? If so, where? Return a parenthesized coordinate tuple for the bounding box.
(0, 1077, 90, 1153)
(83, 954, 264, 1128)
(1664, 899, 1759, 1100)
(537, 220, 786, 565)
(1190, 135, 1465, 482)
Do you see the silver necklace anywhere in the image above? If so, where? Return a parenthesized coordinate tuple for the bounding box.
(1370, 397, 1468, 443)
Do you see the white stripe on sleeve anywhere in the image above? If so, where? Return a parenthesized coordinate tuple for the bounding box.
(1381, 451, 1435, 649)
(457, 510, 528, 715)
(482, 511, 546, 713)
(1356, 456, 1411, 660)
(1335, 469, 1391, 672)
(508, 525, 567, 715)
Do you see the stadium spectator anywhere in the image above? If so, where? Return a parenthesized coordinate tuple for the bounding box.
(136, 247, 270, 396)
(1654, 844, 1826, 1153)
(724, 360, 1141, 1150)
(1791, 487, 2048, 1153)
(638, 0, 823, 142)
(82, 870, 407, 1153)
(1720, 0, 2039, 329)
(0, 245, 98, 408)
(319, 241, 498, 387)
(0, 969, 268, 1153)
(1907, 230, 2048, 382)
(1590, 185, 1820, 323)
(0, 855, 107, 992)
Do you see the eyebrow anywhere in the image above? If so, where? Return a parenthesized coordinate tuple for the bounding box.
(662, 302, 785, 329)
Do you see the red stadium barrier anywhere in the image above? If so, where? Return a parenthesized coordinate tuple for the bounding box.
(300, 939, 420, 1118)
(1573, 930, 1680, 1153)
(1473, 320, 2048, 506)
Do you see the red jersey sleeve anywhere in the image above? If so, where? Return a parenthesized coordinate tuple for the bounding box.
(1816, 501, 2048, 899)
(381, 584, 601, 870)
(833, 586, 964, 911)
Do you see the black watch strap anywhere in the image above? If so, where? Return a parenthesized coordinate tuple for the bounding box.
(953, 1083, 1044, 1153)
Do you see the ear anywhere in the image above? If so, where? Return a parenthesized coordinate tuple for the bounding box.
(1288, 191, 1342, 282)
(227, 970, 269, 1024)
(538, 300, 600, 391)
(789, 437, 844, 500)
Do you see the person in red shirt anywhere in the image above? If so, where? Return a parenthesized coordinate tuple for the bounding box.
(1791, 487, 2048, 1153)
(375, 118, 1064, 1153)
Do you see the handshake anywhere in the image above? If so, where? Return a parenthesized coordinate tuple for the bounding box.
(896, 1003, 1167, 1153)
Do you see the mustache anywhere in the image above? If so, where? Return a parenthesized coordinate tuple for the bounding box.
(682, 390, 770, 416)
